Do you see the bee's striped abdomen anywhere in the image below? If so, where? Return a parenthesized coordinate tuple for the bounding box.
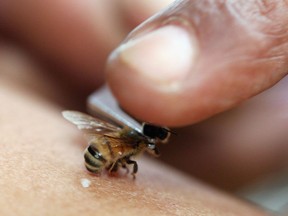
(84, 145, 107, 173)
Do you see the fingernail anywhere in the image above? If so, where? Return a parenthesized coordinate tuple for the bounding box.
(110, 25, 198, 90)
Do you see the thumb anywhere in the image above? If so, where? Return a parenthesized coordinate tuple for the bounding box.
(106, 0, 288, 127)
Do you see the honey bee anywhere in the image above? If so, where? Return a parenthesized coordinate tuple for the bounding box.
(62, 111, 170, 178)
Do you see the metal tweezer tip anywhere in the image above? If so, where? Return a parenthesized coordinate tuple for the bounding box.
(87, 85, 142, 134)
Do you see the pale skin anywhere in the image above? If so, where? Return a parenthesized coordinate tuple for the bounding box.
(1, 0, 288, 215)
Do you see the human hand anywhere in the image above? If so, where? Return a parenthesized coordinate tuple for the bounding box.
(107, 0, 288, 126)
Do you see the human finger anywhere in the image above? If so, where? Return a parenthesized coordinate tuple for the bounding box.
(107, 0, 288, 126)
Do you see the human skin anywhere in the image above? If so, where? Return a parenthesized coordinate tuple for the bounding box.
(0, 0, 288, 215)
(0, 45, 269, 216)
(107, 0, 288, 126)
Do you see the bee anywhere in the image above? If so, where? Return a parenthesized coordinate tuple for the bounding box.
(62, 111, 171, 178)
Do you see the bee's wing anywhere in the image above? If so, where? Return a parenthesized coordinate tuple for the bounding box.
(62, 111, 121, 138)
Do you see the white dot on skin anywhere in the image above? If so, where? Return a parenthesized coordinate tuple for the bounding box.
(81, 178, 91, 188)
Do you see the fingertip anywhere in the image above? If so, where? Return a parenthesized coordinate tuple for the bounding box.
(106, 11, 201, 126)
(106, 48, 194, 127)
(105, 16, 206, 126)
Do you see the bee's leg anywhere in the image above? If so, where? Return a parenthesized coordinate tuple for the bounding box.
(121, 162, 129, 174)
(147, 143, 160, 157)
(152, 146, 160, 156)
(107, 161, 119, 173)
(126, 158, 138, 179)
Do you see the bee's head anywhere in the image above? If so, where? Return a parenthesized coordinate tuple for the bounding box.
(142, 123, 172, 143)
